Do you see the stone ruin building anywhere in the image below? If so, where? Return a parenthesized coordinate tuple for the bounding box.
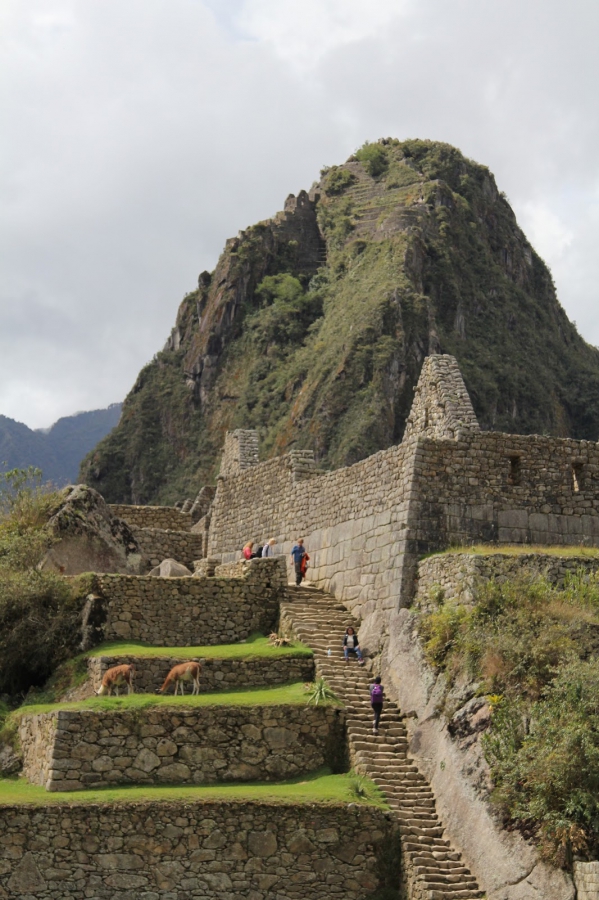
(4, 354, 599, 900)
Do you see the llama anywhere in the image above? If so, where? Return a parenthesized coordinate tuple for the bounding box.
(96, 663, 135, 696)
(158, 662, 201, 695)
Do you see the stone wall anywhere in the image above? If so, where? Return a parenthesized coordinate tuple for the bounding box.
(416, 551, 599, 613)
(129, 525, 204, 570)
(0, 801, 394, 899)
(87, 654, 315, 694)
(208, 442, 414, 631)
(92, 558, 285, 646)
(574, 862, 599, 900)
(109, 504, 192, 531)
(19, 704, 345, 791)
(402, 354, 480, 442)
(207, 358, 599, 642)
(219, 430, 259, 477)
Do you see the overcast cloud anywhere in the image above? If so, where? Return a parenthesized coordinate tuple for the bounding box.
(1, 0, 598, 428)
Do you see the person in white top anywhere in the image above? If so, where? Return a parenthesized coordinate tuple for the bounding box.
(261, 538, 276, 557)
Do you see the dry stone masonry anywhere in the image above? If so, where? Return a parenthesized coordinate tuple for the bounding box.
(575, 862, 599, 900)
(416, 550, 599, 613)
(110, 504, 193, 531)
(129, 525, 204, 569)
(89, 558, 285, 646)
(87, 653, 315, 694)
(0, 801, 393, 899)
(19, 704, 345, 792)
(207, 355, 599, 645)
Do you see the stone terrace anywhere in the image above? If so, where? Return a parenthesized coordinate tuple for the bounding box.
(90, 558, 285, 646)
(19, 704, 344, 792)
(416, 550, 599, 613)
(87, 653, 315, 695)
(0, 801, 393, 899)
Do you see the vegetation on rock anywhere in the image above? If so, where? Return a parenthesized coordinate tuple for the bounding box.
(419, 570, 599, 866)
(81, 139, 599, 504)
(0, 469, 88, 697)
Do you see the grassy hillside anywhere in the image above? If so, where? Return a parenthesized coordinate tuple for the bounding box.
(81, 140, 599, 504)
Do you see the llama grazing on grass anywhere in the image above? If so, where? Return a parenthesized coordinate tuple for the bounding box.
(158, 662, 201, 695)
(95, 664, 135, 696)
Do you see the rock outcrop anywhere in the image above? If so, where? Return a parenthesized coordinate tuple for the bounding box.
(40, 484, 143, 575)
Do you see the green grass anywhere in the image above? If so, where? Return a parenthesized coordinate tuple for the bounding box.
(0, 769, 387, 808)
(85, 632, 312, 660)
(435, 544, 599, 559)
(14, 682, 338, 717)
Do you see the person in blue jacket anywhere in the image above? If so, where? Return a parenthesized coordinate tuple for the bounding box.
(290, 539, 307, 586)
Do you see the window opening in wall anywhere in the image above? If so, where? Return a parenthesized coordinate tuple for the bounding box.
(572, 462, 583, 493)
(508, 455, 521, 486)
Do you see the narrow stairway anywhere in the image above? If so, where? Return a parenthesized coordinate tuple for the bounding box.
(281, 585, 484, 900)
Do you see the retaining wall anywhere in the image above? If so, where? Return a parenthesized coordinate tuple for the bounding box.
(87, 654, 315, 694)
(416, 551, 599, 613)
(129, 525, 204, 570)
(0, 801, 394, 899)
(19, 704, 345, 791)
(208, 443, 414, 625)
(574, 862, 599, 900)
(208, 432, 599, 630)
(110, 504, 192, 531)
(92, 558, 285, 646)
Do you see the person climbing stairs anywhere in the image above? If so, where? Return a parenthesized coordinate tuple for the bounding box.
(281, 584, 484, 900)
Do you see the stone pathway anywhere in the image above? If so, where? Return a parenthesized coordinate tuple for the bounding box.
(281, 584, 484, 900)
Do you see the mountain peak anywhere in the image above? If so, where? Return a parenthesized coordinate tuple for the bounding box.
(80, 140, 599, 504)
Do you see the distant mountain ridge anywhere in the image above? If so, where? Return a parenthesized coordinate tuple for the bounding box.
(0, 404, 122, 486)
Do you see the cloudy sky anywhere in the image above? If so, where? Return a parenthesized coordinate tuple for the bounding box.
(1, 0, 598, 429)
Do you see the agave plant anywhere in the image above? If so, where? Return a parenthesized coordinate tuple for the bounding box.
(305, 677, 336, 705)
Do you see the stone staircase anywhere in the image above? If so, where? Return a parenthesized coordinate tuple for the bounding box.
(281, 585, 484, 900)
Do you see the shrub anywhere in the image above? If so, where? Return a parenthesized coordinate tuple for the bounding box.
(419, 571, 599, 866)
(305, 677, 336, 705)
(249, 274, 323, 349)
(323, 166, 356, 195)
(484, 659, 599, 866)
(0, 469, 85, 696)
(355, 142, 388, 178)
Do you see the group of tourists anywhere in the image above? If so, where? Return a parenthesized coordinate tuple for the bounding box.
(242, 538, 277, 560)
(241, 536, 310, 585)
(240, 535, 384, 735)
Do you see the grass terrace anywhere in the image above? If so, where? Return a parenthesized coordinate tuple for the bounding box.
(85, 632, 313, 660)
(435, 544, 599, 559)
(0, 769, 386, 808)
(13, 682, 339, 718)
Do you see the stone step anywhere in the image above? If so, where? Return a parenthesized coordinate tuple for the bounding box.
(282, 588, 484, 896)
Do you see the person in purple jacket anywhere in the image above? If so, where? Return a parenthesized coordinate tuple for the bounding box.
(369, 676, 384, 735)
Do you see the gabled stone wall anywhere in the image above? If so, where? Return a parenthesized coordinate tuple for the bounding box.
(207, 355, 599, 641)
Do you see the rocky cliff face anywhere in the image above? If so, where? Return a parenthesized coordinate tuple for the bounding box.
(81, 139, 599, 504)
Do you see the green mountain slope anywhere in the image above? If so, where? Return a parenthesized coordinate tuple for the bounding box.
(80, 140, 599, 504)
(0, 405, 122, 486)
